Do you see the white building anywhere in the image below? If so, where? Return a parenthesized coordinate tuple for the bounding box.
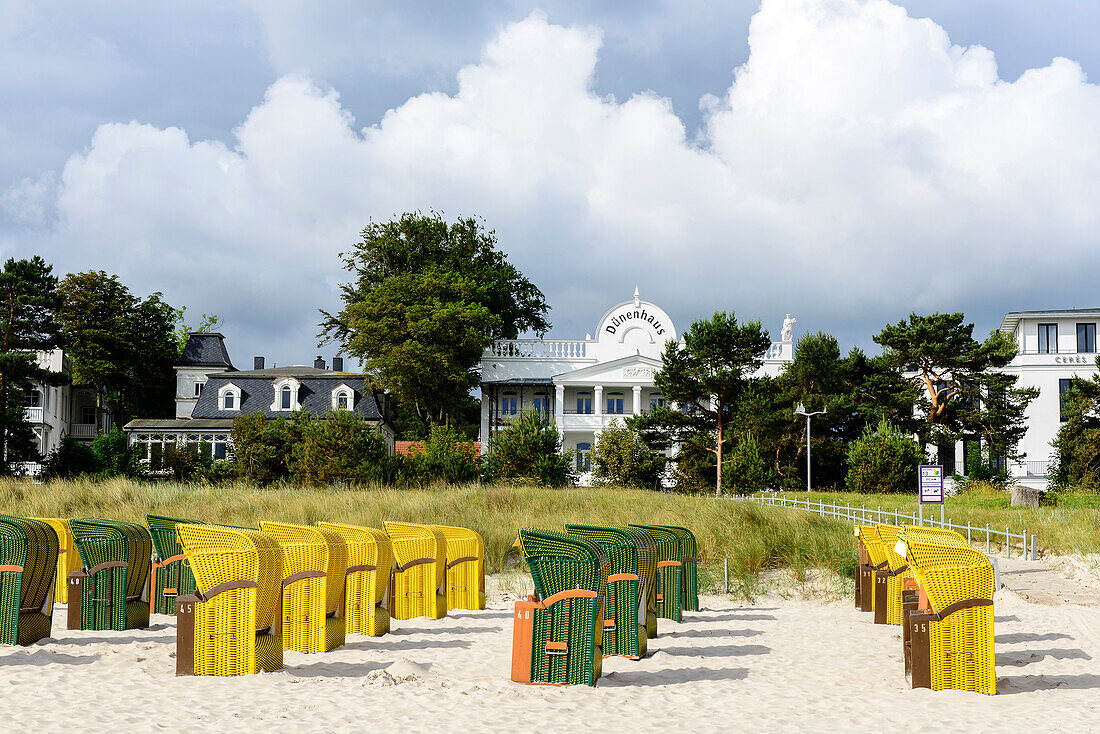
(999, 308, 1100, 480)
(18, 349, 114, 474)
(478, 289, 795, 478)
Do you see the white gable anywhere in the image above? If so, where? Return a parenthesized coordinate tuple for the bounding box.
(553, 354, 664, 386)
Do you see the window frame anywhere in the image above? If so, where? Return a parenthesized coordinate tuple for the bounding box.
(576, 392, 592, 415)
(576, 442, 592, 472)
(1059, 378, 1074, 422)
(501, 392, 518, 416)
(606, 392, 625, 415)
(1077, 322, 1096, 354)
(1038, 323, 1058, 354)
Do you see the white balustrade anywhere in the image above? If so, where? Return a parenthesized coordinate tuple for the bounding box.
(487, 340, 588, 358)
(23, 406, 44, 423)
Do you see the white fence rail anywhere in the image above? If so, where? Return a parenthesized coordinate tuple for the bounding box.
(741, 494, 1039, 561)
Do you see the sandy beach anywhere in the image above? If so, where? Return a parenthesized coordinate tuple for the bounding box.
(2, 564, 1098, 734)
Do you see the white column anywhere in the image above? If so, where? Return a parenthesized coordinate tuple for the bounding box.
(632, 385, 642, 416)
(593, 385, 603, 416)
(554, 384, 565, 421)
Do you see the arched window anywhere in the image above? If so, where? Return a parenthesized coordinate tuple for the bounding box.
(576, 442, 591, 472)
(338, 392, 350, 410)
(280, 385, 292, 410)
(607, 392, 624, 415)
(502, 392, 518, 415)
(219, 383, 241, 411)
(576, 392, 592, 414)
(223, 392, 235, 410)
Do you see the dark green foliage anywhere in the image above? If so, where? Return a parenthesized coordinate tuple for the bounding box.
(159, 442, 212, 482)
(320, 211, 550, 433)
(845, 419, 924, 493)
(396, 422, 480, 485)
(633, 311, 771, 496)
(724, 432, 765, 495)
(484, 410, 573, 487)
(92, 429, 139, 477)
(229, 412, 297, 484)
(41, 436, 98, 479)
(1050, 359, 1100, 492)
(289, 410, 389, 485)
(0, 256, 66, 470)
(172, 309, 221, 355)
(590, 419, 665, 489)
(874, 312, 1036, 456)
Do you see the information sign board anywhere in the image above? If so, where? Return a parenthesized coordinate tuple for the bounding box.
(919, 464, 944, 504)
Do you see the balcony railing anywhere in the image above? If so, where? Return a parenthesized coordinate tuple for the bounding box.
(764, 341, 789, 360)
(486, 339, 589, 358)
(70, 424, 97, 439)
(1025, 461, 1049, 477)
(23, 406, 44, 423)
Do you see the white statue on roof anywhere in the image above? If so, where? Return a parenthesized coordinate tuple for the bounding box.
(782, 313, 796, 342)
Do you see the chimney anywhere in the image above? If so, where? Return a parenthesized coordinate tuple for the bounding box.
(332, 356, 343, 372)
(254, 356, 264, 370)
(314, 356, 326, 370)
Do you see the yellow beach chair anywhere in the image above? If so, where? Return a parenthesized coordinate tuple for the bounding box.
(383, 521, 446, 620)
(872, 525, 911, 626)
(259, 522, 348, 653)
(175, 524, 283, 675)
(1, 515, 59, 646)
(35, 518, 79, 605)
(432, 525, 485, 611)
(316, 522, 392, 636)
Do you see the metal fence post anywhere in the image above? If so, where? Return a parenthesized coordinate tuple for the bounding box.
(1005, 526, 1011, 558)
(1031, 534, 1037, 560)
(1023, 529, 1028, 560)
(724, 558, 729, 593)
(985, 524, 990, 554)
(966, 520, 971, 544)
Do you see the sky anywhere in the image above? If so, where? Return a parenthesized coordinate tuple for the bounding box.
(3, 0, 1100, 367)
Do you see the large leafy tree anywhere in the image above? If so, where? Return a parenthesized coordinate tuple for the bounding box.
(874, 312, 1036, 459)
(0, 256, 66, 470)
(633, 311, 771, 496)
(320, 212, 551, 432)
(1048, 359, 1100, 491)
(56, 271, 181, 426)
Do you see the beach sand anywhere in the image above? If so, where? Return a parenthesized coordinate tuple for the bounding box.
(2, 572, 1098, 733)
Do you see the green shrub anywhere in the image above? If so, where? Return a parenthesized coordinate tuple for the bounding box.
(591, 419, 665, 489)
(288, 411, 389, 485)
(845, 418, 923, 493)
(230, 412, 297, 484)
(483, 410, 574, 487)
(724, 432, 766, 495)
(92, 429, 139, 478)
(398, 422, 480, 485)
(41, 435, 98, 479)
(160, 442, 212, 482)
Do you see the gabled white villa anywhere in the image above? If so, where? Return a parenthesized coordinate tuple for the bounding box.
(479, 289, 795, 477)
(999, 308, 1100, 480)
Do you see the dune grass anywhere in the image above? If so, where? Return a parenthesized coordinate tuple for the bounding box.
(762, 487, 1100, 555)
(0, 477, 858, 594)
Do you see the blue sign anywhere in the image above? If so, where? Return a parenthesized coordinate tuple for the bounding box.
(919, 464, 944, 504)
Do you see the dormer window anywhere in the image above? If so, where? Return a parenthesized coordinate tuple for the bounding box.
(270, 377, 302, 411)
(331, 384, 354, 411)
(218, 383, 241, 412)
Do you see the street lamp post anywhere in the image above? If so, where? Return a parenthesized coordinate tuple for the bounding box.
(795, 402, 827, 491)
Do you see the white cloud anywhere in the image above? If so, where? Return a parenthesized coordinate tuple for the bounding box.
(10, 0, 1100, 360)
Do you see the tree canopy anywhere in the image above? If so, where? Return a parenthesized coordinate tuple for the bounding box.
(320, 212, 550, 432)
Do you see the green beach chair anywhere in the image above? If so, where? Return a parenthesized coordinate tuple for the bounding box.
(565, 524, 651, 659)
(658, 525, 699, 611)
(513, 529, 607, 687)
(68, 519, 152, 631)
(630, 524, 684, 623)
(147, 514, 198, 616)
(0, 515, 59, 646)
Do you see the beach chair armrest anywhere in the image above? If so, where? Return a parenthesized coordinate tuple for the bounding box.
(346, 564, 376, 575)
(394, 557, 435, 572)
(656, 561, 682, 569)
(445, 556, 479, 570)
(607, 573, 638, 584)
(282, 570, 325, 588)
(195, 579, 260, 602)
(541, 589, 598, 608)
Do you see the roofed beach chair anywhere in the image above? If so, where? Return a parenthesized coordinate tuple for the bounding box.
(631, 524, 684, 624)
(68, 519, 152, 631)
(35, 518, 79, 605)
(896, 534, 996, 694)
(872, 525, 911, 626)
(175, 524, 283, 675)
(316, 522, 392, 636)
(383, 521, 446, 620)
(658, 525, 699, 611)
(147, 514, 198, 616)
(565, 524, 650, 659)
(622, 526, 658, 640)
(433, 525, 486, 611)
(854, 525, 888, 615)
(259, 522, 347, 653)
(0, 515, 59, 646)
(512, 529, 607, 686)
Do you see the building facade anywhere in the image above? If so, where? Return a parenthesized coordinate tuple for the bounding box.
(999, 309, 1100, 480)
(19, 349, 113, 474)
(125, 333, 394, 463)
(479, 289, 795, 480)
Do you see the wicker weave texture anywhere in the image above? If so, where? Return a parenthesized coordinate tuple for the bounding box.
(70, 519, 152, 631)
(147, 514, 198, 615)
(630, 524, 684, 624)
(872, 525, 911, 625)
(565, 524, 647, 659)
(519, 529, 607, 686)
(383, 522, 447, 620)
(0, 515, 58, 646)
(259, 522, 347, 653)
(177, 524, 283, 675)
(316, 522, 392, 636)
(35, 518, 78, 605)
(656, 526, 699, 611)
(432, 525, 486, 611)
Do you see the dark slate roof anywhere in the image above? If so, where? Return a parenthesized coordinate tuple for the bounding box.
(126, 419, 235, 431)
(191, 372, 384, 421)
(178, 333, 235, 369)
